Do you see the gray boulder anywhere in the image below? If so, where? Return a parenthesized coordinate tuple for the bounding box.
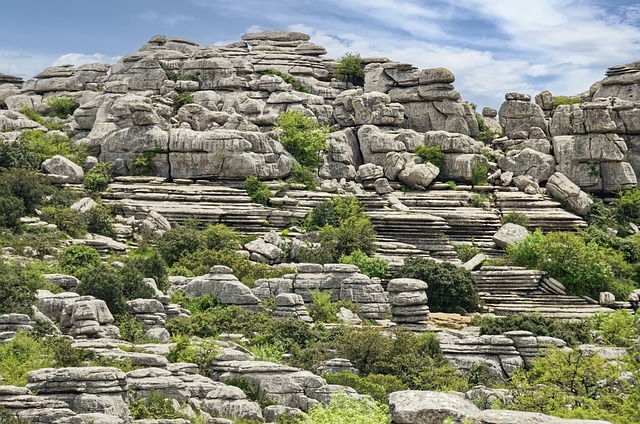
(389, 390, 480, 424)
(546, 172, 593, 215)
(493, 223, 529, 249)
(497, 148, 555, 183)
(41, 155, 84, 184)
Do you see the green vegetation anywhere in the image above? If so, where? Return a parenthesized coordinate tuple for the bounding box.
(276, 110, 328, 170)
(173, 92, 194, 114)
(552, 95, 581, 110)
(0, 139, 40, 170)
(45, 96, 79, 119)
(471, 163, 489, 186)
(414, 145, 444, 169)
(83, 162, 113, 193)
(469, 193, 492, 208)
(244, 176, 272, 206)
(0, 331, 88, 386)
(506, 346, 639, 424)
(17, 105, 62, 131)
(131, 149, 162, 176)
(323, 372, 406, 404)
(130, 391, 186, 420)
(301, 392, 389, 424)
(334, 53, 365, 87)
(0, 259, 50, 315)
(453, 243, 481, 263)
(300, 196, 376, 263)
(399, 256, 480, 314)
(500, 211, 530, 227)
(339, 250, 389, 279)
(261, 69, 310, 93)
(474, 113, 497, 143)
(506, 228, 636, 299)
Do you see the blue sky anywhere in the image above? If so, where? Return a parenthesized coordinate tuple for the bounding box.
(2, 0, 640, 109)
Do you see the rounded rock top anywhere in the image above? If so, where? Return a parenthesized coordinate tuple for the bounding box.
(387, 278, 429, 292)
(242, 30, 310, 42)
(419, 68, 455, 84)
(505, 92, 532, 101)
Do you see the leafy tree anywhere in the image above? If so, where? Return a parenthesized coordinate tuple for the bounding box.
(275, 110, 328, 170)
(334, 52, 365, 87)
(156, 221, 205, 266)
(0, 140, 40, 170)
(19, 129, 86, 165)
(59, 244, 102, 276)
(0, 259, 47, 315)
(399, 256, 480, 313)
(506, 229, 636, 299)
(301, 392, 389, 424)
(0, 168, 51, 213)
(339, 250, 389, 278)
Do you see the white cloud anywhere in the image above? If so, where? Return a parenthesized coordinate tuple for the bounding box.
(53, 53, 120, 67)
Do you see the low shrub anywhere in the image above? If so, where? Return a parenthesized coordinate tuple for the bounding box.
(471, 164, 489, 185)
(339, 250, 389, 278)
(472, 313, 592, 346)
(501, 211, 530, 227)
(399, 256, 480, 313)
(45, 96, 79, 119)
(275, 110, 328, 169)
(244, 176, 272, 206)
(0, 168, 51, 213)
(552, 95, 581, 109)
(0, 139, 40, 170)
(261, 69, 310, 93)
(130, 390, 185, 420)
(287, 162, 318, 190)
(588, 309, 638, 347)
(83, 162, 113, 193)
(470, 193, 491, 208)
(0, 259, 49, 315)
(506, 229, 635, 299)
(301, 391, 388, 424)
(59, 244, 102, 276)
(414, 145, 444, 168)
(40, 206, 86, 237)
(173, 92, 193, 114)
(453, 243, 481, 263)
(157, 221, 206, 266)
(17, 106, 62, 131)
(323, 371, 406, 404)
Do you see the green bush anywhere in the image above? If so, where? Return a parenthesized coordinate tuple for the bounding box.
(0, 139, 40, 170)
(59, 244, 101, 276)
(302, 391, 388, 424)
(0, 331, 88, 386)
(275, 110, 328, 169)
(83, 162, 113, 193)
(471, 164, 489, 185)
(244, 176, 272, 206)
(339, 250, 389, 278)
(17, 105, 62, 131)
(166, 336, 221, 371)
(414, 145, 444, 168)
(0, 195, 25, 231)
(261, 69, 310, 93)
(131, 149, 161, 176)
(157, 222, 205, 266)
(0, 259, 48, 315)
(506, 229, 635, 299)
(579, 226, 640, 263)
(472, 313, 592, 347)
(0, 168, 51, 213)
(470, 193, 492, 208)
(126, 247, 170, 292)
(130, 390, 185, 420)
(45, 96, 79, 119)
(507, 347, 635, 423)
(305, 196, 364, 230)
(501, 211, 530, 227)
(552, 96, 581, 110)
(612, 187, 640, 226)
(287, 162, 318, 189)
(76, 262, 155, 315)
(202, 223, 242, 251)
(85, 203, 116, 237)
(173, 92, 194, 114)
(399, 256, 480, 313)
(40, 206, 87, 237)
(588, 309, 639, 347)
(453, 243, 481, 263)
(334, 53, 365, 87)
(323, 371, 406, 404)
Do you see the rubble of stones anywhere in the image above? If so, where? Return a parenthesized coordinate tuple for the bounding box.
(1, 29, 638, 424)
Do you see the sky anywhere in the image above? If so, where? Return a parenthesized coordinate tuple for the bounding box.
(1, 0, 640, 109)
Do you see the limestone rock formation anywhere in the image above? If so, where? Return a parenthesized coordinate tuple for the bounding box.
(545, 172, 593, 215)
(387, 278, 430, 331)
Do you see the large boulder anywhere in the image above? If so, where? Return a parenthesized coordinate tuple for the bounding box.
(493, 223, 529, 249)
(389, 390, 480, 424)
(41, 155, 84, 184)
(497, 148, 555, 183)
(545, 172, 593, 215)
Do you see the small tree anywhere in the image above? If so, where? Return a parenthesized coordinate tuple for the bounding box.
(275, 110, 328, 170)
(335, 52, 365, 87)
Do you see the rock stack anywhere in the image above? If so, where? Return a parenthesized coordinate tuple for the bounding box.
(339, 273, 389, 320)
(272, 293, 313, 322)
(181, 266, 261, 310)
(0, 313, 33, 341)
(0, 385, 78, 424)
(58, 296, 120, 339)
(42, 274, 80, 292)
(504, 330, 566, 367)
(126, 298, 167, 329)
(316, 358, 359, 375)
(387, 278, 430, 331)
(26, 367, 129, 422)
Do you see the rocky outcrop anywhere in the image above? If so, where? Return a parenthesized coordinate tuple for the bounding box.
(0, 313, 33, 341)
(492, 223, 528, 249)
(41, 155, 84, 184)
(272, 293, 313, 322)
(177, 266, 261, 309)
(50, 295, 120, 339)
(26, 367, 129, 422)
(365, 64, 478, 135)
(389, 390, 480, 424)
(545, 172, 593, 215)
(498, 93, 548, 138)
(387, 278, 430, 331)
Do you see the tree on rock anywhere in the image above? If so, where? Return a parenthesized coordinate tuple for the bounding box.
(335, 52, 365, 87)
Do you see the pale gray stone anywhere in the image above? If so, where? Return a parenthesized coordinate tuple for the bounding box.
(493, 223, 529, 249)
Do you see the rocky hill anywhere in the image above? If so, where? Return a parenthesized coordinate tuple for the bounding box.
(0, 29, 639, 424)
